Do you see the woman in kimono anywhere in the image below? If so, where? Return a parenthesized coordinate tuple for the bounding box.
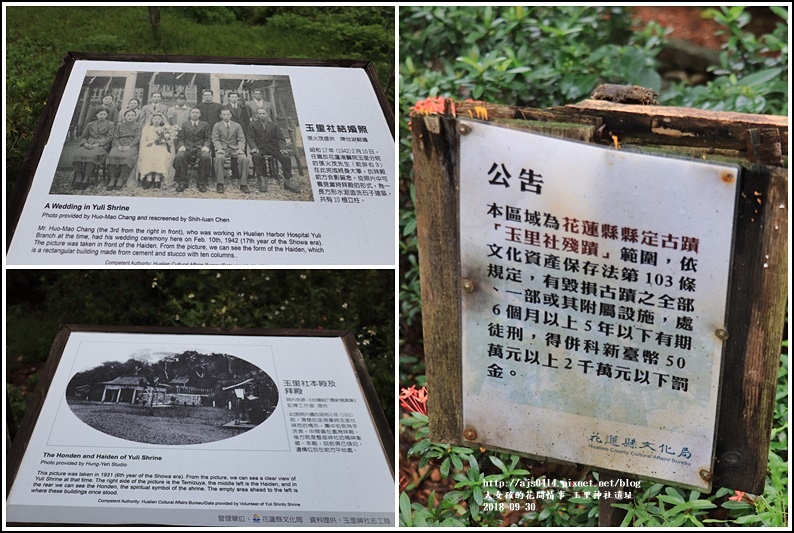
(71, 108, 113, 190)
(137, 112, 173, 189)
(105, 109, 142, 190)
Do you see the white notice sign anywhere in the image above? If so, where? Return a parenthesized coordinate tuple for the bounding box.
(6, 59, 394, 265)
(6, 331, 393, 526)
(459, 119, 738, 490)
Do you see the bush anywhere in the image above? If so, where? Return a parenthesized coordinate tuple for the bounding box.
(6, 270, 395, 427)
(660, 6, 788, 115)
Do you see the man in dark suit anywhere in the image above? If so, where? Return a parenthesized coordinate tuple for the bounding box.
(248, 108, 298, 193)
(174, 107, 212, 193)
(223, 92, 249, 129)
(212, 108, 250, 194)
(196, 89, 222, 131)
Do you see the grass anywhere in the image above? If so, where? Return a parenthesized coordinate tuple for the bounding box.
(66, 401, 248, 445)
(6, 6, 392, 64)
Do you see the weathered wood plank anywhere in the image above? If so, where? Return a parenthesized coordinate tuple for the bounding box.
(714, 166, 788, 493)
(342, 332, 395, 476)
(560, 99, 788, 156)
(6, 327, 71, 495)
(412, 112, 463, 444)
(492, 118, 595, 142)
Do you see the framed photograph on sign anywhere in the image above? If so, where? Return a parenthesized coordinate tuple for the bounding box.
(6, 53, 395, 266)
(6, 326, 394, 527)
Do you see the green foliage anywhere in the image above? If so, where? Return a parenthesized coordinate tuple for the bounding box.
(175, 6, 240, 25)
(613, 483, 718, 526)
(661, 7, 788, 115)
(400, 412, 601, 527)
(263, 7, 394, 95)
(81, 34, 127, 53)
(398, 7, 664, 359)
(401, 7, 661, 108)
(6, 270, 394, 425)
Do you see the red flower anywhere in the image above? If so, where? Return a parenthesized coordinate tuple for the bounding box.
(399, 385, 428, 415)
(728, 490, 755, 504)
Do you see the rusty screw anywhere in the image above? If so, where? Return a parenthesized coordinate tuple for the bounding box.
(699, 469, 713, 482)
(462, 278, 475, 293)
(463, 428, 477, 441)
(721, 171, 735, 183)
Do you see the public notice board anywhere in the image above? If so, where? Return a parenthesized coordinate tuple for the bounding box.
(458, 119, 739, 490)
(6, 328, 394, 526)
(6, 54, 395, 266)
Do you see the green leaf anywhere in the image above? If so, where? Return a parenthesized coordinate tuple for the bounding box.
(664, 486, 685, 503)
(734, 514, 765, 524)
(450, 453, 463, 471)
(467, 453, 480, 476)
(440, 456, 451, 478)
(399, 492, 413, 526)
(451, 446, 473, 455)
(770, 5, 788, 21)
(488, 455, 508, 474)
(737, 68, 784, 88)
(442, 490, 465, 503)
(473, 485, 483, 505)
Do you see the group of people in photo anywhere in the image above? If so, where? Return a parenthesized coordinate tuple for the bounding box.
(70, 89, 299, 195)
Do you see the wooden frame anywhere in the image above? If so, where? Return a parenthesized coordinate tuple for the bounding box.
(6, 325, 394, 526)
(412, 99, 787, 495)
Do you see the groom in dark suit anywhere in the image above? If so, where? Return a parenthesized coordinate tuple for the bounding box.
(174, 107, 212, 193)
(224, 92, 249, 131)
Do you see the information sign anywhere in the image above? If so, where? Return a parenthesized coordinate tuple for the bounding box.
(459, 119, 739, 490)
(6, 55, 394, 265)
(6, 328, 394, 526)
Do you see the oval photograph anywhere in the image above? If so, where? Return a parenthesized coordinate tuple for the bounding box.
(65, 350, 279, 445)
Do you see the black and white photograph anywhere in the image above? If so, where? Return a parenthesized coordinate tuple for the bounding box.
(50, 69, 312, 201)
(65, 348, 281, 446)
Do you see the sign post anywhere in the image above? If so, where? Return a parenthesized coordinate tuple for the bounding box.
(412, 98, 787, 506)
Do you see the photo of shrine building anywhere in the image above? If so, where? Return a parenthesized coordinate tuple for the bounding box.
(92, 375, 211, 406)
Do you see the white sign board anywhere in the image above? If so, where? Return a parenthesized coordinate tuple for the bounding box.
(7, 59, 394, 265)
(459, 119, 738, 490)
(6, 331, 394, 526)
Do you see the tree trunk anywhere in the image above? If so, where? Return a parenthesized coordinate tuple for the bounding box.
(148, 7, 161, 38)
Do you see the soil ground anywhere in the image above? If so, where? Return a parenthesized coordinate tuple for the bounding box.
(67, 401, 250, 445)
